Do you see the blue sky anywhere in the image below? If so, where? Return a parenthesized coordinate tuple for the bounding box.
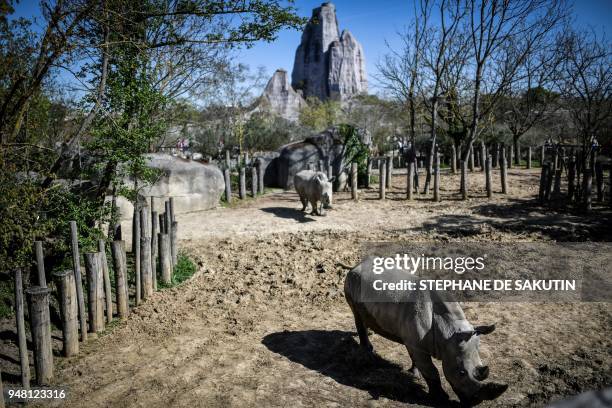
(238, 0, 612, 92)
(11, 0, 612, 95)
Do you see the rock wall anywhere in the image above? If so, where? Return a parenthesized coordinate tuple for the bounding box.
(115, 154, 224, 250)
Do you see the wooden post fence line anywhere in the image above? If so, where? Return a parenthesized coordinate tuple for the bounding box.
(251, 166, 258, 197)
(460, 161, 468, 200)
(151, 210, 158, 291)
(224, 168, 232, 203)
(433, 153, 441, 202)
(407, 161, 414, 200)
(239, 167, 246, 199)
(351, 162, 358, 201)
(379, 159, 386, 200)
(134, 207, 141, 306)
(485, 154, 493, 199)
(159, 233, 172, 285)
(501, 147, 508, 194)
(140, 207, 153, 300)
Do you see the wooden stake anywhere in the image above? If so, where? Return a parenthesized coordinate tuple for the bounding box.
(500, 148, 508, 194)
(25, 286, 53, 385)
(469, 144, 475, 171)
(159, 233, 172, 285)
(351, 162, 358, 201)
(451, 144, 457, 173)
(379, 159, 386, 200)
(133, 208, 141, 306)
(485, 154, 492, 198)
(239, 167, 246, 199)
(111, 241, 129, 320)
(98, 240, 113, 324)
(69, 221, 87, 342)
(14, 268, 30, 389)
(84, 252, 104, 333)
(140, 208, 153, 300)
(460, 160, 468, 200)
(171, 221, 178, 267)
(407, 160, 414, 200)
(151, 211, 158, 291)
(385, 155, 392, 189)
(224, 168, 232, 203)
(251, 166, 258, 197)
(365, 159, 371, 188)
(257, 159, 264, 194)
(34, 241, 46, 287)
(53, 270, 79, 357)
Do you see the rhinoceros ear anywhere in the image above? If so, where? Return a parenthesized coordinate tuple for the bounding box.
(474, 324, 496, 335)
(455, 330, 475, 342)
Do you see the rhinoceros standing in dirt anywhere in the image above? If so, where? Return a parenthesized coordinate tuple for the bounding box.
(294, 170, 333, 216)
(344, 260, 508, 406)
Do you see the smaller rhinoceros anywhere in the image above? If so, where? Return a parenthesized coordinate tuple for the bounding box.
(294, 170, 333, 216)
(344, 260, 508, 406)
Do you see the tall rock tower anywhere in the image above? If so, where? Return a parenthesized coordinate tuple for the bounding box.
(291, 2, 367, 101)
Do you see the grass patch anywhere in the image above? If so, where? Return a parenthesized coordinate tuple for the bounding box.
(158, 252, 197, 288)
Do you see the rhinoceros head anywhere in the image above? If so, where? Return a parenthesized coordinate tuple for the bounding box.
(441, 324, 508, 405)
(315, 174, 333, 209)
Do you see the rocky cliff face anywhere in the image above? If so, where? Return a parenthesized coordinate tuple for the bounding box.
(258, 2, 367, 122)
(261, 69, 306, 122)
(291, 2, 367, 101)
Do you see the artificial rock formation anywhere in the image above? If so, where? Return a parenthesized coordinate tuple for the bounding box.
(292, 2, 367, 101)
(261, 69, 306, 122)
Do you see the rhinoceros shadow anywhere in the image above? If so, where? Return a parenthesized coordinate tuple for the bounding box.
(262, 329, 456, 407)
(260, 207, 316, 223)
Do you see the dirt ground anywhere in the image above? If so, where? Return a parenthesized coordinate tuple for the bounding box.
(2, 168, 611, 407)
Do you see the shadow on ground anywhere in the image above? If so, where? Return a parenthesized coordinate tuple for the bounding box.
(260, 207, 316, 223)
(262, 329, 455, 407)
(406, 198, 612, 241)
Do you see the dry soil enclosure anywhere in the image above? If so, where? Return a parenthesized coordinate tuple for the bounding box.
(3, 169, 611, 407)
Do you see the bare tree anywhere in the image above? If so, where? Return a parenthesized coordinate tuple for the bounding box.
(420, 0, 466, 192)
(501, 40, 563, 165)
(458, 0, 569, 193)
(560, 29, 611, 165)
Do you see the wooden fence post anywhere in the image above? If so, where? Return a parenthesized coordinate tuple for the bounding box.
(97, 240, 113, 324)
(225, 149, 231, 168)
(53, 270, 79, 357)
(365, 159, 371, 188)
(111, 241, 129, 320)
(544, 164, 554, 201)
(140, 208, 153, 300)
(159, 233, 172, 285)
(257, 159, 264, 194)
(485, 154, 492, 198)
(407, 160, 414, 200)
(433, 153, 441, 202)
(133, 208, 141, 306)
(318, 159, 324, 172)
(500, 147, 508, 194)
(34, 241, 46, 287)
(224, 168, 232, 203)
(239, 167, 246, 199)
(538, 163, 548, 202)
(451, 144, 457, 173)
(26, 286, 53, 385)
(250, 166, 258, 197)
(171, 221, 178, 267)
(527, 147, 532, 169)
(480, 142, 486, 172)
(384, 156, 393, 189)
(69, 221, 87, 342)
(84, 252, 104, 333)
(508, 145, 513, 169)
(595, 163, 604, 202)
(379, 159, 386, 200)
(0, 372, 4, 408)
(351, 162, 358, 201)
(540, 145, 545, 167)
(327, 162, 333, 181)
(151, 210, 158, 291)
(14, 268, 30, 389)
(460, 160, 468, 200)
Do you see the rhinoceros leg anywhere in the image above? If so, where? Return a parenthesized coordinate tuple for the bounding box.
(310, 199, 320, 215)
(410, 350, 449, 401)
(406, 348, 421, 377)
(299, 194, 308, 211)
(353, 313, 373, 352)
